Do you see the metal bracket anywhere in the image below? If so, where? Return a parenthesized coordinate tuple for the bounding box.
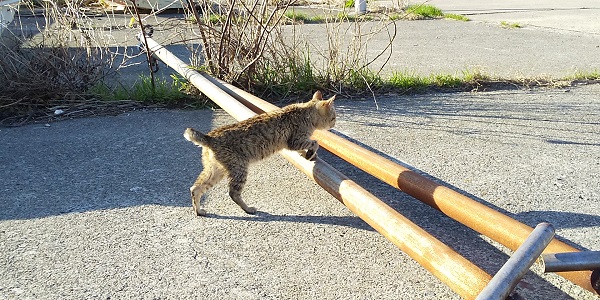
(542, 251, 600, 272)
(476, 223, 555, 300)
(136, 25, 159, 73)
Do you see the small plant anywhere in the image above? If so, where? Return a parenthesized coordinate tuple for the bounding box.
(344, 0, 354, 8)
(89, 83, 129, 101)
(346, 68, 384, 90)
(91, 75, 190, 103)
(387, 72, 463, 90)
(501, 21, 522, 28)
(337, 12, 352, 21)
(252, 49, 319, 96)
(405, 4, 443, 18)
(311, 15, 325, 23)
(567, 70, 600, 81)
(207, 13, 226, 24)
(389, 13, 402, 21)
(284, 11, 311, 23)
(336, 12, 373, 22)
(430, 74, 463, 88)
(385, 69, 494, 92)
(388, 72, 429, 91)
(444, 13, 469, 21)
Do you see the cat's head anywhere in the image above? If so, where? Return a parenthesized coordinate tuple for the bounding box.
(311, 91, 336, 130)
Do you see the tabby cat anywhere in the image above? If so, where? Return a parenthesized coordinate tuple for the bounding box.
(184, 91, 336, 216)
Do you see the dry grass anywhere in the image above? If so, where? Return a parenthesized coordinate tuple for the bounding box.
(182, 0, 398, 99)
(0, 0, 125, 124)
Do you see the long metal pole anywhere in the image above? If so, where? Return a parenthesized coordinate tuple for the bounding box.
(475, 223, 556, 300)
(201, 75, 599, 295)
(142, 37, 493, 299)
(542, 251, 600, 273)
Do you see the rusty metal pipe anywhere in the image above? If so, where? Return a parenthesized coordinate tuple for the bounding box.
(142, 37, 493, 299)
(475, 223, 555, 300)
(202, 75, 598, 295)
(281, 149, 492, 300)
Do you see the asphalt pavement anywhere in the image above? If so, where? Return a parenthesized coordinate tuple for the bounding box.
(428, 0, 600, 35)
(1, 1, 600, 299)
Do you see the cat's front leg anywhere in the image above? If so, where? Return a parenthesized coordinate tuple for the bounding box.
(304, 140, 319, 161)
(288, 137, 319, 160)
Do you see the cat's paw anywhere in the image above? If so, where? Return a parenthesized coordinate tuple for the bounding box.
(244, 207, 257, 214)
(305, 140, 319, 160)
(195, 208, 207, 217)
(305, 149, 317, 161)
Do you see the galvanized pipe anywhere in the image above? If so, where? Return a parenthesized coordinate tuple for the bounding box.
(201, 75, 599, 295)
(542, 251, 600, 273)
(137, 35, 256, 121)
(142, 37, 493, 299)
(475, 223, 556, 300)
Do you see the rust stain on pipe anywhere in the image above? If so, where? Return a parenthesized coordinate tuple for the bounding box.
(203, 75, 598, 295)
(144, 37, 493, 299)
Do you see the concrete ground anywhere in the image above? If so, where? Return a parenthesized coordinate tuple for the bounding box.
(1, 85, 599, 300)
(1, 1, 599, 299)
(427, 0, 600, 35)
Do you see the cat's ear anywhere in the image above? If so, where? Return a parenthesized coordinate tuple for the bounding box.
(323, 95, 335, 107)
(317, 96, 335, 110)
(312, 90, 323, 101)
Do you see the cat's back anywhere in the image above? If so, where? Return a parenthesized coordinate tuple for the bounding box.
(204, 105, 308, 160)
(208, 103, 309, 139)
(207, 110, 284, 139)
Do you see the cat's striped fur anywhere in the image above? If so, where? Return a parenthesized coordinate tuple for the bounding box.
(184, 91, 336, 216)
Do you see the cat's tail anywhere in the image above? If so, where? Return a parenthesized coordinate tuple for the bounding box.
(184, 128, 210, 147)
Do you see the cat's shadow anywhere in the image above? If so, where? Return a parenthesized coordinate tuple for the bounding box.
(205, 211, 375, 231)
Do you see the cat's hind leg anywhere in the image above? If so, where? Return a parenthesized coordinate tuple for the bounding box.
(227, 169, 257, 214)
(190, 165, 225, 216)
